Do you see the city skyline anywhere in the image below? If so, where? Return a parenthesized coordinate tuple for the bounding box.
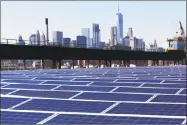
(1, 1, 186, 48)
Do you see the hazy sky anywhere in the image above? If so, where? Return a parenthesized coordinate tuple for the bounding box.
(1, 1, 186, 48)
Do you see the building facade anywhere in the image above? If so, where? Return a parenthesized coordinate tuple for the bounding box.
(92, 23, 100, 48)
(36, 30, 40, 45)
(116, 13, 123, 44)
(76, 36, 87, 48)
(29, 34, 37, 45)
(123, 36, 130, 46)
(110, 26, 118, 46)
(40, 33, 46, 45)
(63, 38, 71, 47)
(18, 35, 25, 45)
(127, 28, 133, 37)
(81, 28, 90, 48)
(53, 31, 63, 45)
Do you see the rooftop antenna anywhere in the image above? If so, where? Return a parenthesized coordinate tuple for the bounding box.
(117, 2, 120, 13)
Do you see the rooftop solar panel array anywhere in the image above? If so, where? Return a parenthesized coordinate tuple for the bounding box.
(1, 66, 186, 124)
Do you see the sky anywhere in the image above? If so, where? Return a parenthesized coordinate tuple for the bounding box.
(1, 1, 186, 48)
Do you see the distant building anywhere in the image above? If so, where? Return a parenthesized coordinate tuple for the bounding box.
(29, 34, 37, 45)
(123, 36, 130, 46)
(127, 28, 133, 37)
(76, 36, 87, 48)
(36, 30, 40, 45)
(53, 31, 63, 45)
(110, 26, 118, 46)
(81, 28, 90, 48)
(99, 42, 105, 49)
(147, 39, 158, 51)
(40, 33, 46, 45)
(130, 37, 145, 51)
(63, 38, 71, 47)
(18, 35, 25, 45)
(116, 11, 123, 44)
(69, 40, 76, 48)
(92, 23, 100, 48)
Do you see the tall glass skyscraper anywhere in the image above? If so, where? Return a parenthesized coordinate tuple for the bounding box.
(53, 31, 63, 45)
(81, 28, 90, 48)
(92, 23, 100, 48)
(116, 4, 123, 44)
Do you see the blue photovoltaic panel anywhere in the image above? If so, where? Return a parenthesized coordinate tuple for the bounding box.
(107, 103, 186, 116)
(3, 84, 58, 90)
(0, 84, 8, 87)
(142, 83, 186, 88)
(91, 82, 142, 87)
(10, 90, 79, 99)
(1, 89, 15, 95)
(103, 74, 119, 77)
(43, 81, 90, 85)
(74, 92, 152, 102)
(1, 97, 29, 109)
(151, 95, 187, 103)
(2, 79, 42, 84)
(35, 77, 73, 80)
(1, 111, 51, 124)
(45, 114, 184, 124)
(180, 89, 186, 94)
(73, 78, 115, 82)
(114, 87, 179, 94)
(1, 77, 32, 80)
(15, 99, 113, 113)
(56, 86, 114, 92)
(116, 79, 162, 83)
(163, 80, 187, 84)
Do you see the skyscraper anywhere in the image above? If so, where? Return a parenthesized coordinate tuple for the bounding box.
(81, 28, 90, 48)
(18, 35, 25, 45)
(92, 23, 100, 48)
(116, 3, 123, 44)
(110, 26, 118, 46)
(63, 38, 71, 47)
(40, 33, 46, 45)
(29, 34, 36, 45)
(76, 35, 87, 48)
(127, 28, 133, 37)
(53, 31, 63, 45)
(36, 30, 40, 45)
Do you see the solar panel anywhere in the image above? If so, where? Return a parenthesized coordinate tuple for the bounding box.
(1, 97, 29, 109)
(8, 90, 79, 99)
(1, 111, 52, 124)
(180, 89, 186, 94)
(43, 81, 90, 85)
(1, 66, 186, 124)
(1, 89, 16, 95)
(56, 85, 114, 92)
(151, 95, 187, 103)
(114, 87, 179, 94)
(74, 92, 152, 101)
(116, 79, 163, 83)
(142, 83, 187, 88)
(91, 82, 142, 87)
(3, 84, 58, 90)
(35, 77, 73, 80)
(2, 79, 42, 84)
(45, 114, 185, 124)
(73, 78, 115, 82)
(107, 103, 186, 116)
(14, 99, 113, 113)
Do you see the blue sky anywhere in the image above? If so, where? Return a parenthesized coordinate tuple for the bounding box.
(1, 1, 186, 48)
